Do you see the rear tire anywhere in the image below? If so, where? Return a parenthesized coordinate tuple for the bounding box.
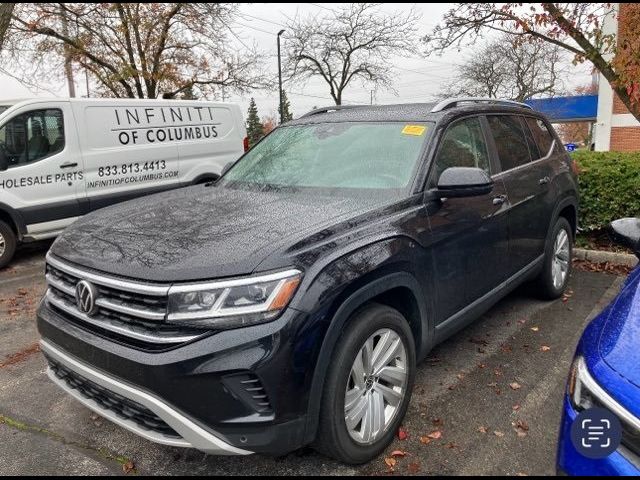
(533, 217, 573, 299)
(314, 303, 416, 465)
(0, 220, 17, 269)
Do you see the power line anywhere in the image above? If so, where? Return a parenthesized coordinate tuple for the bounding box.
(239, 12, 287, 29)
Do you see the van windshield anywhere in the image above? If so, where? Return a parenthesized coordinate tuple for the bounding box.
(220, 122, 431, 194)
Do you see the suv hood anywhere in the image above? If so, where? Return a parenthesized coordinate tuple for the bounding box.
(597, 268, 640, 389)
(51, 185, 385, 282)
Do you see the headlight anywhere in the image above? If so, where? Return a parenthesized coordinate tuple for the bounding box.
(167, 269, 302, 329)
(569, 357, 596, 411)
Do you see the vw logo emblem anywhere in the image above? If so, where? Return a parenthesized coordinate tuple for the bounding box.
(75, 280, 98, 316)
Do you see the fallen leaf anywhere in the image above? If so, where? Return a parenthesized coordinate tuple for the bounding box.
(494, 431, 505, 438)
(478, 363, 487, 369)
(456, 373, 465, 380)
(510, 382, 522, 391)
(530, 327, 539, 332)
(391, 450, 408, 458)
(513, 404, 521, 411)
(397, 427, 408, 441)
(517, 319, 526, 325)
(122, 461, 135, 474)
(407, 462, 421, 474)
(478, 426, 488, 434)
(501, 344, 513, 353)
(540, 346, 551, 352)
(427, 430, 443, 440)
(385, 457, 397, 468)
(420, 436, 432, 445)
(494, 368, 504, 377)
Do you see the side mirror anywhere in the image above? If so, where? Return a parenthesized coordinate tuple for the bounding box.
(429, 167, 494, 199)
(610, 218, 640, 258)
(0, 150, 8, 172)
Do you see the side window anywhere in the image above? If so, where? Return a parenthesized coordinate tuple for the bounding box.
(433, 116, 491, 183)
(524, 117, 555, 158)
(0, 109, 64, 168)
(487, 115, 531, 171)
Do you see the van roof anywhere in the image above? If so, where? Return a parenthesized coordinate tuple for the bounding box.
(0, 98, 238, 106)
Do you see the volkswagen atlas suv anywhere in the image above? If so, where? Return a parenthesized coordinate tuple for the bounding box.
(37, 99, 578, 464)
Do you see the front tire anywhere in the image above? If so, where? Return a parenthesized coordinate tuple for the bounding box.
(314, 303, 416, 464)
(534, 217, 573, 299)
(0, 220, 17, 269)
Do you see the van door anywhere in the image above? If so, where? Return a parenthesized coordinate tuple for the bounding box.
(176, 103, 245, 183)
(487, 115, 551, 276)
(76, 103, 180, 211)
(0, 103, 85, 237)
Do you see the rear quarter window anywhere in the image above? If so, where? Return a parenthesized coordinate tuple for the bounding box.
(524, 117, 555, 158)
(487, 115, 531, 171)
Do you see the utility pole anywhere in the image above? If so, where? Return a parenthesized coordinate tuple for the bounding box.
(60, 5, 76, 97)
(277, 29, 285, 123)
(370, 90, 374, 105)
(85, 69, 90, 98)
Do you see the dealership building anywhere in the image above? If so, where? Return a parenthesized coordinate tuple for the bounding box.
(594, 3, 640, 151)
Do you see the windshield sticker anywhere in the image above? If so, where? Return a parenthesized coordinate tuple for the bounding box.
(402, 125, 426, 136)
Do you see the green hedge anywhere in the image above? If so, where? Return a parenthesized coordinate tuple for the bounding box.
(573, 151, 640, 232)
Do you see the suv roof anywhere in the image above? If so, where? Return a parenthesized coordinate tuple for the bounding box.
(289, 98, 538, 125)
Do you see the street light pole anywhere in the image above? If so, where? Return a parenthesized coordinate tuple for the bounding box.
(277, 29, 285, 124)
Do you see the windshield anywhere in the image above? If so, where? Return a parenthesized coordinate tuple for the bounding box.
(220, 122, 431, 194)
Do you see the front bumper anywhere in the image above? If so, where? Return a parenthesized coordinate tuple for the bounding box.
(557, 396, 640, 476)
(37, 297, 320, 456)
(41, 339, 250, 455)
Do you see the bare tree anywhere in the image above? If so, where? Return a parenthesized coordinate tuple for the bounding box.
(3, 3, 267, 99)
(442, 34, 568, 101)
(0, 3, 14, 51)
(421, 3, 640, 121)
(285, 3, 419, 105)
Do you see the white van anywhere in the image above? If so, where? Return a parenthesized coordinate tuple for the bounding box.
(0, 98, 247, 267)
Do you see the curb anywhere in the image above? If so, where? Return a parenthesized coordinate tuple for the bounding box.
(574, 248, 638, 268)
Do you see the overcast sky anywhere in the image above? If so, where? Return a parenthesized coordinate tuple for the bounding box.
(1, 3, 593, 119)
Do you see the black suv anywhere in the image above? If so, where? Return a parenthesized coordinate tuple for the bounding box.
(37, 99, 578, 464)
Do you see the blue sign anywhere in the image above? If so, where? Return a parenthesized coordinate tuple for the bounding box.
(525, 95, 598, 123)
(565, 143, 577, 152)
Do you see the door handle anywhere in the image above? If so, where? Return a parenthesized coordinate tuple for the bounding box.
(492, 194, 508, 206)
(539, 176, 551, 185)
(59, 162, 78, 169)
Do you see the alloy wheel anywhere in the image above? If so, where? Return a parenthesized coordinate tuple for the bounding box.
(552, 228, 570, 289)
(344, 328, 408, 445)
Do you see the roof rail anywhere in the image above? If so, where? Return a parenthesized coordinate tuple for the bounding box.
(430, 97, 533, 113)
(299, 105, 363, 118)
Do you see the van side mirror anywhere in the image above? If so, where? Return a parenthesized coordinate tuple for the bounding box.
(428, 167, 494, 199)
(610, 218, 640, 258)
(0, 150, 8, 172)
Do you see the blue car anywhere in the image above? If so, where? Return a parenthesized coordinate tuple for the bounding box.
(558, 218, 640, 475)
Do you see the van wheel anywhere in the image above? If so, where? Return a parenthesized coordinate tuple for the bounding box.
(533, 217, 572, 299)
(0, 220, 17, 269)
(314, 304, 415, 465)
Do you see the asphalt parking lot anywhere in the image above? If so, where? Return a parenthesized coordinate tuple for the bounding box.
(0, 243, 626, 476)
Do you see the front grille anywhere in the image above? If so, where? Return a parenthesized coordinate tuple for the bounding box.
(44, 258, 203, 348)
(45, 354, 180, 438)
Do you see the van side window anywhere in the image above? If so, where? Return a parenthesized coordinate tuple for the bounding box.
(487, 115, 531, 171)
(433, 116, 491, 183)
(523, 117, 555, 158)
(0, 109, 64, 168)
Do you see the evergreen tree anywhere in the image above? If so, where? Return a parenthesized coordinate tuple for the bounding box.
(278, 90, 294, 122)
(246, 98, 264, 147)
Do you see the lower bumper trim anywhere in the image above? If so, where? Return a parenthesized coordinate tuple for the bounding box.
(40, 339, 252, 456)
